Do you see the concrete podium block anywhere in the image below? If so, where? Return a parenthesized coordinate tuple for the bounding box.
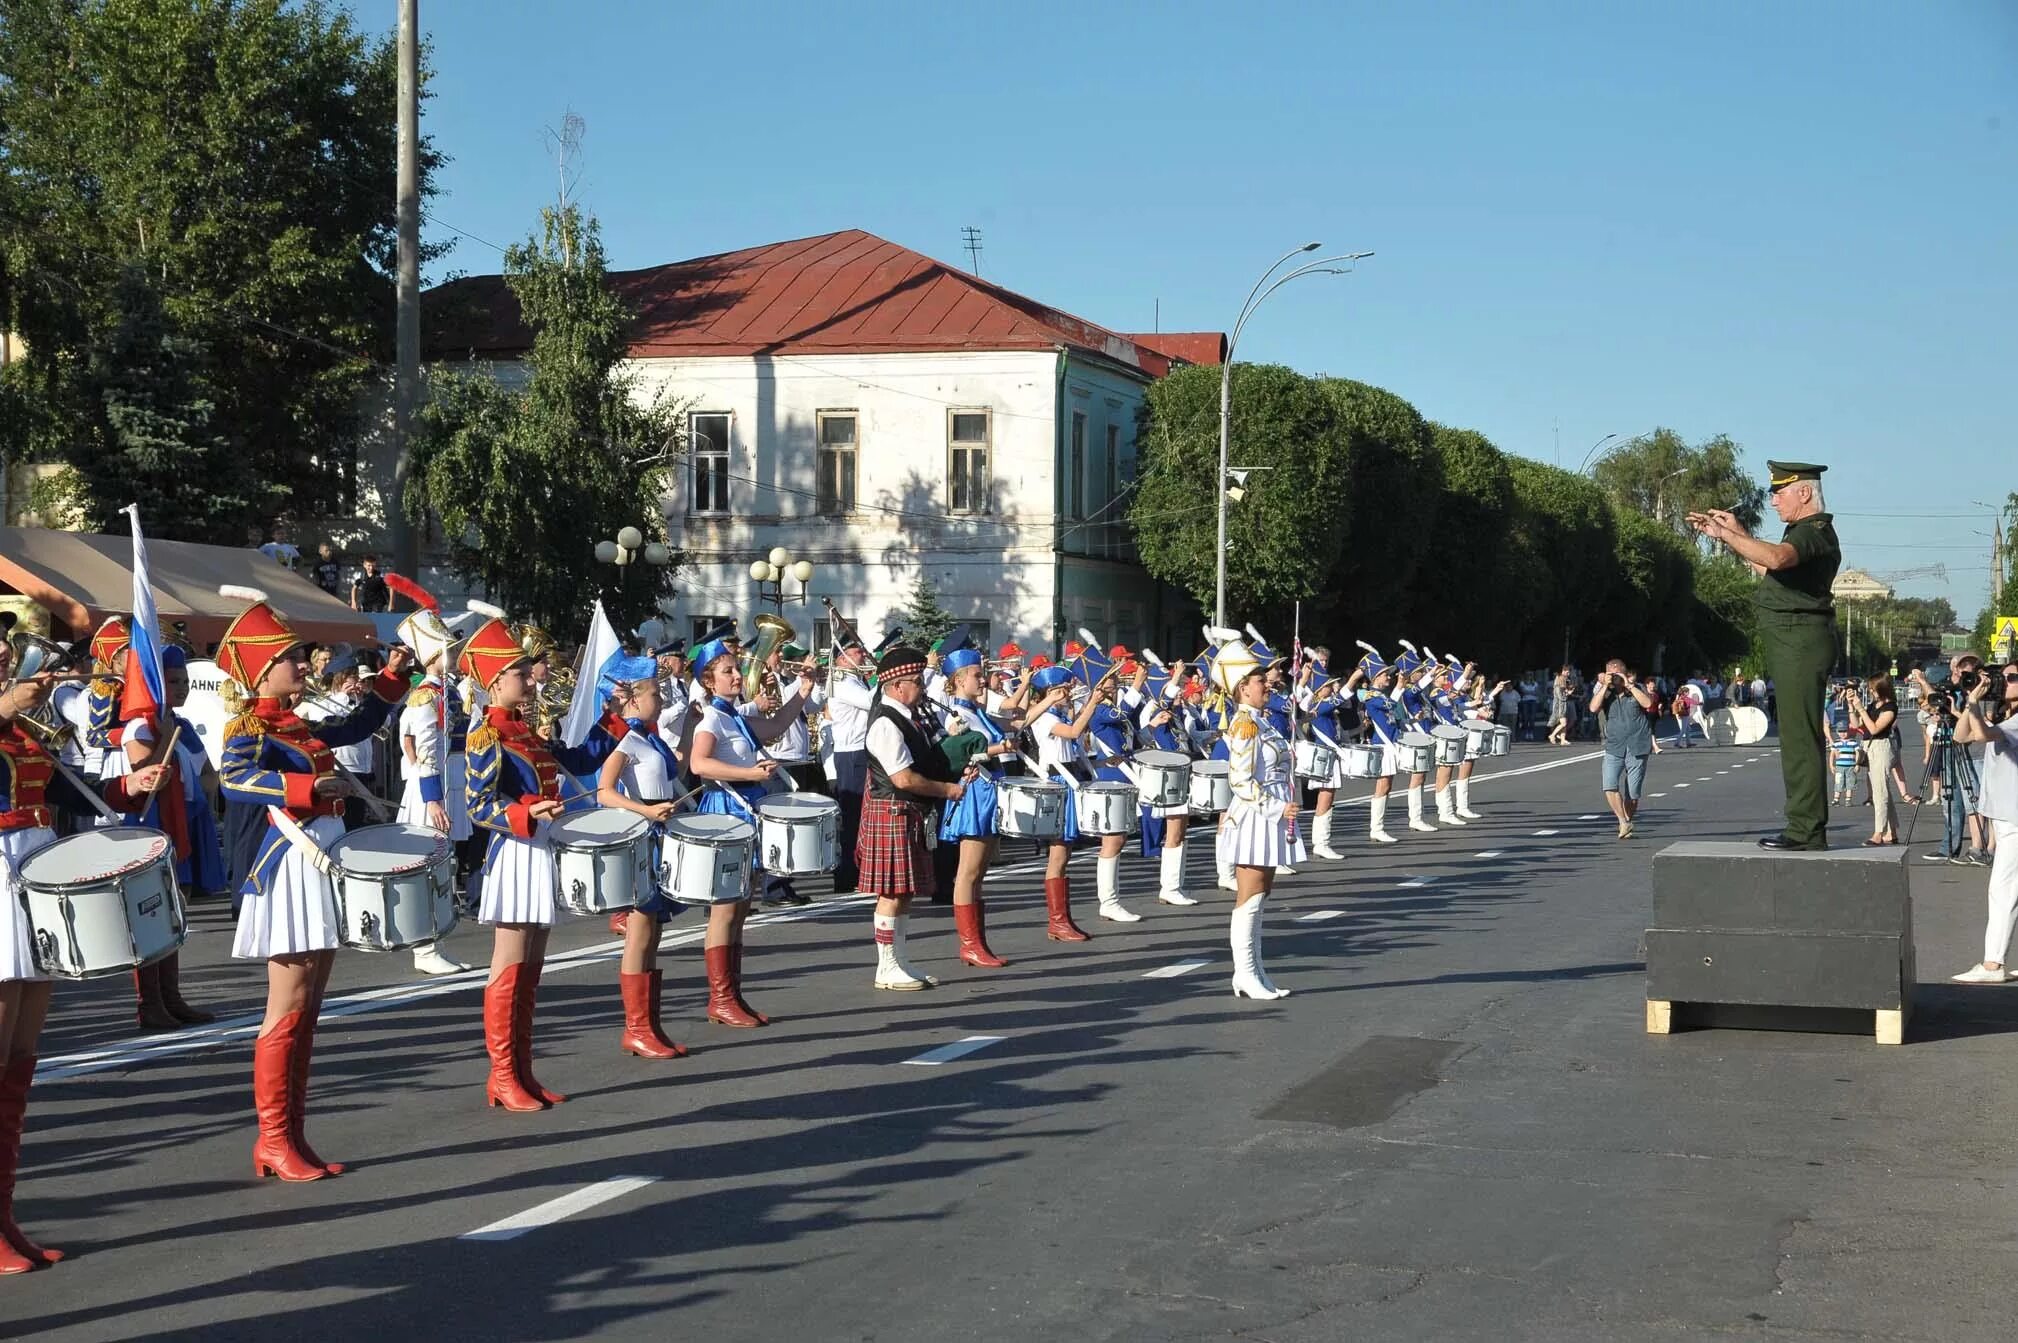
(1644, 841, 1913, 1044)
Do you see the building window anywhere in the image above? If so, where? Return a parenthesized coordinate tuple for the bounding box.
(690, 412, 731, 514)
(691, 615, 734, 645)
(816, 411, 857, 515)
(812, 618, 833, 655)
(948, 410, 991, 515)
(1069, 412, 1086, 521)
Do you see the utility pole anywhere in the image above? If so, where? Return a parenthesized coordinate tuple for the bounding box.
(389, 0, 421, 581)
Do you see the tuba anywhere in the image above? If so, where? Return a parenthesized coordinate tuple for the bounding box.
(740, 612, 796, 692)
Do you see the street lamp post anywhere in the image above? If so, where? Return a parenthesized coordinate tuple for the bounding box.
(594, 526, 672, 586)
(1575, 433, 1621, 474)
(749, 545, 815, 613)
(1215, 242, 1374, 627)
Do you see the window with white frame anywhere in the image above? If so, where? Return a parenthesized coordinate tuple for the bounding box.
(948, 410, 991, 514)
(1068, 412, 1087, 521)
(690, 413, 731, 514)
(691, 615, 734, 645)
(816, 411, 857, 515)
(812, 618, 833, 655)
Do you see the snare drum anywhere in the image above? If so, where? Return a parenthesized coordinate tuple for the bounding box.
(1398, 731, 1436, 775)
(996, 777, 1067, 839)
(326, 822, 459, 949)
(547, 808, 653, 917)
(17, 827, 186, 979)
(1190, 760, 1233, 814)
(1075, 781, 1139, 835)
(1489, 725, 1512, 757)
(1131, 749, 1192, 808)
(1431, 724, 1468, 766)
(1340, 742, 1384, 779)
(659, 814, 755, 905)
(758, 794, 840, 875)
(1461, 717, 1494, 761)
(1292, 739, 1336, 782)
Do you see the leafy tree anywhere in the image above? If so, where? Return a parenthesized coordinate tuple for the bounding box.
(1689, 553, 1762, 675)
(406, 204, 680, 635)
(0, 0, 441, 540)
(1411, 424, 1527, 665)
(897, 571, 956, 648)
(1590, 428, 1767, 541)
(1315, 377, 1441, 635)
(1505, 457, 1616, 666)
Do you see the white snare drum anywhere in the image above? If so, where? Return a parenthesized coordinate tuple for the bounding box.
(659, 814, 754, 905)
(1076, 781, 1139, 835)
(327, 822, 459, 949)
(1461, 717, 1494, 761)
(17, 828, 185, 979)
(1398, 731, 1435, 775)
(1488, 725, 1512, 757)
(1190, 760, 1233, 814)
(1131, 750, 1192, 808)
(1432, 724, 1468, 766)
(1293, 740, 1336, 782)
(758, 794, 839, 875)
(1340, 742, 1385, 779)
(997, 777, 1066, 839)
(548, 808, 652, 917)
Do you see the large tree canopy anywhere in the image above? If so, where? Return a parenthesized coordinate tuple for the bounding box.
(0, 0, 442, 542)
(1591, 427, 1768, 542)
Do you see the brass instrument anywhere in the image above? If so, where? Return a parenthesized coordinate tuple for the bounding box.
(6, 632, 91, 685)
(516, 622, 559, 666)
(12, 705, 75, 751)
(530, 665, 577, 738)
(740, 612, 796, 692)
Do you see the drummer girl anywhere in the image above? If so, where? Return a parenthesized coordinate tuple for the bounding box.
(1083, 651, 1145, 925)
(1027, 661, 1101, 941)
(214, 588, 413, 1179)
(934, 646, 1049, 968)
(1357, 654, 1404, 843)
(1427, 660, 1476, 827)
(0, 647, 167, 1273)
(1133, 660, 1199, 907)
(460, 610, 617, 1112)
(1298, 655, 1350, 861)
(1391, 649, 1439, 836)
(592, 654, 688, 1061)
(1216, 636, 1301, 1000)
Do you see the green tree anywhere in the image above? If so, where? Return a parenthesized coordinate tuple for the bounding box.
(1411, 424, 1528, 665)
(897, 571, 956, 648)
(1314, 377, 1441, 635)
(406, 204, 680, 634)
(1590, 428, 1767, 541)
(0, 0, 441, 539)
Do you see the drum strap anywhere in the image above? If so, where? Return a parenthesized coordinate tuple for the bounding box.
(266, 806, 336, 876)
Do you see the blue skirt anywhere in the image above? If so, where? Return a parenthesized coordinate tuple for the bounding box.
(697, 782, 771, 872)
(939, 771, 1000, 841)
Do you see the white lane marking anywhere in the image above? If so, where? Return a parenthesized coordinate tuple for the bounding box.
(1399, 876, 1435, 888)
(1578, 813, 1604, 820)
(1143, 959, 1212, 978)
(1533, 829, 1560, 836)
(461, 1177, 659, 1243)
(1675, 783, 1691, 789)
(1717, 770, 1729, 775)
(1474, 850, 1503, 859)
(1297, 910, 1344, 922)
(1649, 792, 1667, 799)
(902, 1035, 1006, 1066)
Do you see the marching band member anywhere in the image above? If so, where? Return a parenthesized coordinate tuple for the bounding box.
(84, 618, 132, 820)
(1, 644, 167, 1273)
(215, 588, 413, 1179)
(1392, 647, 1439, 834)
(1452, 660, 1507, 822)
(1300, 652, 1349, 861)
(1029, 660, 1100, 940)
(1428, 660, 1471, 828)
(1079, 647, 1145, 924)
(1360, 650, 1405, 844)
(1134, 659, 1201, 906)
(460, 610, 616, 1110)
(860, 646, 969, 989)
(593, 654, 688, 1060)
(935, 647, 1050, 967)
(824, 645, 876, 894)
(1215, 635, 1301, 1000)
(394, 616, 476, 976)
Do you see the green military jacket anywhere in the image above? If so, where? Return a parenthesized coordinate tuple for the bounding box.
(1752, 512, 1841, 616)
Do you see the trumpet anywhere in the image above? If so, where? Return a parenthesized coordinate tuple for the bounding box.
(11, 705, 75, 750)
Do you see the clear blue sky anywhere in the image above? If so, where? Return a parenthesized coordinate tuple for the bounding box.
(413, 0, 2015, 616)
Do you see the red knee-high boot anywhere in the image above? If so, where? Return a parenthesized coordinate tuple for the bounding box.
(290, 997, 345, 1175)
(515, 960, 566, 1105)
(955, 901, 1008, 967)
(705, 945, 762, 1028)
(619, 971, 684, 1059)
(252, 1015, 327, 1180)
(0, 1054, 61, 1270)
(484, 967, 544, 1112)
(729, 942, 768, 1025)
(1045, 877, 1090, 942)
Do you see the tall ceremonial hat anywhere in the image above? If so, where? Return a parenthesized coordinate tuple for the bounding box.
(389, 573, 459, 669)
(1354, 639, 1392, 678)
(1204, 624, 1261, 695)
(1393, 640, 1423, 677)
(1766, 460, 1826, 493)
(457, 600, 528, 691)
(215, 586, 301, 691)
(89, 616, 131, 671)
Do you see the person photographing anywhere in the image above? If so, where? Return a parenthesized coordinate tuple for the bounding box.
(1591, 659, 1657, 838)
(1688, 461, 1840, 850)
(1946, 661, 2018, 983)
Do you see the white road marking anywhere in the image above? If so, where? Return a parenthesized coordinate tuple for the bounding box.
(1474, 850, 1503, 859)
(902, 1035, 1006, 1066)
(460, 1176, 659, 1243)
(1297, 910, 1345, 922)
(1717, 770, 1729, 775)
(1675, 783, 1691, 789)
(1697, 777, 1712, 782)
(1399, 876, 1435, 888)
(1649, 792, 1666, 799)
(1578, 813, 1605, 821)
(1533, 829, 1560, 836)
(1143, 959, 1212, 977)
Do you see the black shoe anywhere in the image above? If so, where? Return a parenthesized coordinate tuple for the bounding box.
(1757, 834, 1826, 851)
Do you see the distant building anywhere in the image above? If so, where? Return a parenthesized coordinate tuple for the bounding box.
(1831, 567, 1894, 602)
(415, 229, 1225, 655)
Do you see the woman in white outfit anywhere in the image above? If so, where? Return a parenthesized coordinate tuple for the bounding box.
(1216, 637, 1303, 1000)
(1949, 663, 2018, 983)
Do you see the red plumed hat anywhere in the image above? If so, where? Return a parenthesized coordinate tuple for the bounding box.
(215, 587, 299, 691)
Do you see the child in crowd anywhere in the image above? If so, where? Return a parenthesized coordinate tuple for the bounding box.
(1831, 731, 1863, 806)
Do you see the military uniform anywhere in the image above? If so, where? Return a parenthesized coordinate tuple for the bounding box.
(1754, 461, 1840, 849)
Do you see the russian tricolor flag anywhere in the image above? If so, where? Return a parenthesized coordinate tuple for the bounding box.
(119, 504, 187, 850)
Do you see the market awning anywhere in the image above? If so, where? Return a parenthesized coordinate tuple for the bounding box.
(0, 526, 378, 650)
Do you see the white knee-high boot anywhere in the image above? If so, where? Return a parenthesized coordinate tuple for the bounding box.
(874, 913, 931, 990)
(1158, 842, 1197, 905)
(1369, 793, 1397, 843)
(1311, 809, 1342, 859)
(1229, 897, 1288, 1000)
(1097, 853, 1140, 921)
(1435, 784, 1466, 826)
(1216, 823, 1237, 890)
(1456, 776, 1482, 819)
(1406, 785, 1436, 832)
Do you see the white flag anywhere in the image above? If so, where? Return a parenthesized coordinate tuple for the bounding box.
(559, 599, 621, 749)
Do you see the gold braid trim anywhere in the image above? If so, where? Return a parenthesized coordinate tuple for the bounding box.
(90, 677, 123, 699)
(224, 710, 269, 741)
(405, 685, 439, 708)
(465, 722, 500, 754)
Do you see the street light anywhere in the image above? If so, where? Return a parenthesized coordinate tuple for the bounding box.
(1575, 433, 1621, 474)
(596, 528, 672, 583)
(1215, 243, 1374, 626)
(750, 545, 815, 612)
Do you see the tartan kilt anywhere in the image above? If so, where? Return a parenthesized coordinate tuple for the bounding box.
(856, 795, 934, 899)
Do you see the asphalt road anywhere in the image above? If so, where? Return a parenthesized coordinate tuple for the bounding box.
(6, 726, 2016, 1342)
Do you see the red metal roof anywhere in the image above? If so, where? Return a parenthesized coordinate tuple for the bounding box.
(1123, 332, 1227, 366)
(423, 229, 1220, 377)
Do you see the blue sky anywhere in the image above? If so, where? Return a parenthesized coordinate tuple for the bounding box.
(413, 1, 2015, 615)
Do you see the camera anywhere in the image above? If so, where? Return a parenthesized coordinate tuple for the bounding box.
(1924, 690, 1953, 717)
(1955, 668, 1983, 695)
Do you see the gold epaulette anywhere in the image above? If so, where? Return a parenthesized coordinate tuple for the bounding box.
(225, 710, 269, 741)
(466, 723, 500, 754)
(1227, 715, 1259, 741)
(405, 685, 439, 708)
(90, 677, 122, 699)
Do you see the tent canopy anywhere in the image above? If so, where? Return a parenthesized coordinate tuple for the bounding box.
(0, 526, 379, 650)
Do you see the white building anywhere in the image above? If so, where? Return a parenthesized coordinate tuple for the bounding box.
(422, 229, 1223, 657)
(1830, 567, 1894, 602)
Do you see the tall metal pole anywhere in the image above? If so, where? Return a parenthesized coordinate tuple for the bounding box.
(1215, 358, 1232, 628)
(389, 0, 421, 580)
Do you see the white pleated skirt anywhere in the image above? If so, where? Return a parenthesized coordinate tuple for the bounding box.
(479, 828, 557, 927)
(0, 827, 58, 982)
(397, 755, 472, 841)
(1222, 799, 1308, 870)
(232, 815, 346, 959)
